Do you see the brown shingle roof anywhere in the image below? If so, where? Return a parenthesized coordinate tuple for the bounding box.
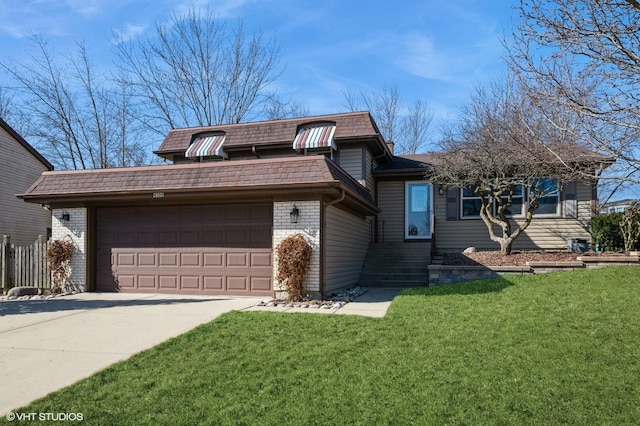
(155, 111, 383, 154)
(20, 156, 374, 207)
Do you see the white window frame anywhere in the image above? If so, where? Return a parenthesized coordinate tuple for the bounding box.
(405, 182, 433, 240)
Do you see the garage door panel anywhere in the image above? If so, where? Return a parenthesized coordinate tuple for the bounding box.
(117, 252, 136, 266)
(251, 253, 271, 267)
(158, 231, 178, 245)
(159, 276, 178, 289)
(138, 253, 157, 266)
(227, 277, 248, 290)
(117, 275, 135, 289)
(96, 203, 273, 295)
(159, 253, 178, 266)
(227, 252, 248, 267)
(203, 252, 224, 266)
(138, 275, 157, 288)
(180, 252, 201, 267)
(203, 276, 223, 290)
(226, 229, 247, 245)
(180, 276, 200, 290)
(118, 232, 136, 245)
(180, 231, 200, 245)
(137, 232, 156, 245)
(251, 277, 271, 291)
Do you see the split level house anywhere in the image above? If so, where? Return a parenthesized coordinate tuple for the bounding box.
(0, 117, 53, 245)
(19, 111, 606, 297)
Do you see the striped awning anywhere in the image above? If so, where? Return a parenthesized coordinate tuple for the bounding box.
(293, 124, 336, 150)
(185, 134, 227, 159)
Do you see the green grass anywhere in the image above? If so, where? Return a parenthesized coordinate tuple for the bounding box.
(4, 267, 640, 425)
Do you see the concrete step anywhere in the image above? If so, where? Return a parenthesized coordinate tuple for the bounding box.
(358, 243, 431, 288)
(362, 279, 428, 288)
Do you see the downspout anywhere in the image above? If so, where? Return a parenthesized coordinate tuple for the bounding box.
(320, 188, 346, 297)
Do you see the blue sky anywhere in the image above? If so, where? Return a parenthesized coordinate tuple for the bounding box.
(0, 0, 518, 137)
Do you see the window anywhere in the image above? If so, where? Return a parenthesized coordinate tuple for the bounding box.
(531, 178, 560, 216)
(460, 184, 529, 219)
(499, 185, 525, 217)
(405, 182, 432, 239)
(461, 186, 483, 218)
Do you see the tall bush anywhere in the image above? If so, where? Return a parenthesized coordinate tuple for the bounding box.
(47, 239, 74, 293)
(276, 234, 312, 302)
(592, 213, 624, 252)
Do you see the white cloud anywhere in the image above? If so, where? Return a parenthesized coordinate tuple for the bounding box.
(65, 0, 102, 16)
(173, 0, 258, 18)
(112, 23, 147, 41)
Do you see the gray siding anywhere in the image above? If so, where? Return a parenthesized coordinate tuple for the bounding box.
(0, 127, 51, 245)
(339, 147, 363, 185)
(377, 180, 405, 243)
(364, 149, 375, 193)
(324, 205, 369, 292)
(434, 181, 594, 252)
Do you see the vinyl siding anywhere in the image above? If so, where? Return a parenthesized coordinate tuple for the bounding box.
(339, 147, 363, 185)
(377, 180, 405, 243)
(364, 149, 375, 193)
(324, 205, 369, 293)
(434, 181, 594, 252)
(0, 127, 51, 245)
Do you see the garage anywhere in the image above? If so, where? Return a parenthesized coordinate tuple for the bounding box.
(96, 203, 273, 296)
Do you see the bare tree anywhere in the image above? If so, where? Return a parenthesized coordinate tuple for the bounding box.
(507, 0, 640, 201)
(431, 76, 608, 255)
(263, 93, 309, 120)
(115, 8, 282, 133)
(1, 36, 147, 170)
(400, 99, 433, 154)
(342, 84, 433, 154)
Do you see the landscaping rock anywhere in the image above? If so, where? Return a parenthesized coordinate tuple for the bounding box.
(7, 286, 39, 297)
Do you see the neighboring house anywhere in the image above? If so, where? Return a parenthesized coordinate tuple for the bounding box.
(601, 199, 639, 214)
(0, 117, 53, 245)
(19, 112, 603, 297)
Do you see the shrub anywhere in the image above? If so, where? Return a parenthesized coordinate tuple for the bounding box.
(620, 203, 640, 252)
(276, 234, 312, 302)
(592, 213, 624, 252)
(47, 239, 74, 293)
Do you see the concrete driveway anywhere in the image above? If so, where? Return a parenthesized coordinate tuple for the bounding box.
(0, 293, 263, 416)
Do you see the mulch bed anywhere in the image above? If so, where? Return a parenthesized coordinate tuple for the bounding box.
(443, 251, 582, 267)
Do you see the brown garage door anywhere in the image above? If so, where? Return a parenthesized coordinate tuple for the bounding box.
(96, 203, 273, 296)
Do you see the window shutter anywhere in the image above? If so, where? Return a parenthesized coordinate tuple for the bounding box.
(446, 187, 460, 221)
(563, 181, 578, 218)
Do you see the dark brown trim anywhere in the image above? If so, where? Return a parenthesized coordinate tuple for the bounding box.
(86, 206, 97, 292)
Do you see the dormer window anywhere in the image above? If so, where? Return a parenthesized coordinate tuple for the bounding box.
(293, 122, 336, 152)
(185, 132, 227, 159)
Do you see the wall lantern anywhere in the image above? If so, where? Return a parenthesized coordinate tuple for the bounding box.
(438, 185, 445, 196)
(60, 211, 70, 223)
(289, 205, 300, 224)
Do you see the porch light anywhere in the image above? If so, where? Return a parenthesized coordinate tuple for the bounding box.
(60, 212, 70, 223)
(289, 205, 300, 224)
(438, 185, 444, 196)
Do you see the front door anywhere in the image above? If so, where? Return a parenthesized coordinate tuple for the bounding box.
(405, 182, 432, 240)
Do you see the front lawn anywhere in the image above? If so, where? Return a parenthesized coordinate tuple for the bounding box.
(4, 267, 640, 425)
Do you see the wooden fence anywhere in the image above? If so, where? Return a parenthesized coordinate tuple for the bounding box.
(1, 235, 51, 293)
